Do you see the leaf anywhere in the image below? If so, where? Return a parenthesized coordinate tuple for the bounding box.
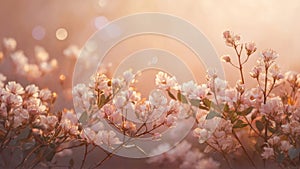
(288, 148, 300, 160)
(190, 99, 200, 107)
(79, 111, 88, 125)
(98, 94, 106, 108)
(255, 120, 264, 132)
(206, 111, 221, 120)
(223, 104, 229, 112)
(202, 98, 211, 108)
(167, 90, 176, 100)
(238, 107, 253, 116)
(177, 92, 188, 104)
(233, 120, 248, 129)
(45, 150, 55, 162)
(268, 126, 276, 134)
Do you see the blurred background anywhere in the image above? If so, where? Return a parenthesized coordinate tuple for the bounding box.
(0, 0, 299, 168)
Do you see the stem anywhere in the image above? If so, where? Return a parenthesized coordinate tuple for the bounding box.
(15, 144, 43, 169)
(232, 130, 257, 169)
(234, 44, 245, 84)
(222, 153, 234, 169)
(205, 141, 233, 169)
(92, 138, 132, 169)
(243, 116, 264, 138)
(80, 143, 88, 169)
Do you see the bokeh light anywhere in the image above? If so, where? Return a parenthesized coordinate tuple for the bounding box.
(98, 0, 107, 8)
(94, 16, 108, 30)
(56, 28, 68, 40)
(32, 25, 46, 40)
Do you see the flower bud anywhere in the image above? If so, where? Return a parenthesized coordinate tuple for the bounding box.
(221, 55, 231, 63)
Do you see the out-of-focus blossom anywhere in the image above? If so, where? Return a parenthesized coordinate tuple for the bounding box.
(3, 37, 17, 51)
(148, 141, 219, 169)
(63, 45, 80, 58)
(280, 140, 292, 152)
(0, 73, 7, 88)
(195, 157, 220, 169)
(261, 147, 274, 159)
(285, 71, 298, 84)
(267, 136, 280, 146)
(35, 46, 49, 63)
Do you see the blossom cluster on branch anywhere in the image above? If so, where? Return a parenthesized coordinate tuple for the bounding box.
(0, 31, 300, 169)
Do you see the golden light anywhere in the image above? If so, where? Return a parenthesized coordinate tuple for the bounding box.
(0, 52, 3, 62)
(56, 28, 68, 40)
(59, 74, 66, 85)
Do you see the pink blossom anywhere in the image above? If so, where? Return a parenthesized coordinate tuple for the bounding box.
(123, 69, 135, 84)
(250, 66, 262, 78)
(12, 108, 29, 128)
(245, 41, 257, 55)
(94, 130, 122, 146)
(25, 84, 39, 98)
(223, 31, 240, 47)
(155, 71, 178, 90)
(280, 140, 292, 152)
(261, 147, 274, 159)
(5, 81, 24, 95)
(261, 49, 278, 62)
(165, 114, 177, 127)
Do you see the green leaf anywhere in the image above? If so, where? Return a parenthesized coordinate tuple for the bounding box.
(177, 92, 188, 104)
(238, 107, 253, 116)
(202, 98, 211, 108)
(79, 111, 88, 125)
(288, 148, 300, 160)
(233, 120, 248, 129)
(167, 90, 176, 100)
(45, 149, 55, 162)
(223, 104, 229, 112)
(268, 126, 276, 134)
(98, 94, 106, 108)
(190, 99, 200, 107)
(255, 120, 264, 132)
(206, 111, 221, 120)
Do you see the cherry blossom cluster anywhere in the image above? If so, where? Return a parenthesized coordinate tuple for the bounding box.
(1, 38, 58, 79)
(72, 69, 187, 148)
(0, 74, 82, 168)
